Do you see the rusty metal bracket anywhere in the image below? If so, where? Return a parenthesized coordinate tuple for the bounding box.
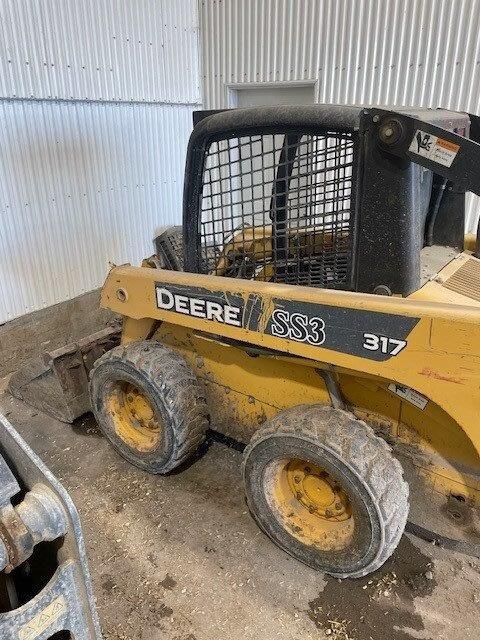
(0, 413, 102, 639)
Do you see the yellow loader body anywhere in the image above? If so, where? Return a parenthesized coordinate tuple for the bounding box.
(101, 251, 480, 505)
(89, 105, 480, 577)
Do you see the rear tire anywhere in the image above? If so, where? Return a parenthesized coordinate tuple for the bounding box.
(242, 404, 409, 578)
(89, 340, 209, 473)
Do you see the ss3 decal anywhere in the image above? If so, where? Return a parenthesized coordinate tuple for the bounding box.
(270, 309, 326, 346)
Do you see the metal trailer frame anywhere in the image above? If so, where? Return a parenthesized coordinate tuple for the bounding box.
(0, 413, 101, 639)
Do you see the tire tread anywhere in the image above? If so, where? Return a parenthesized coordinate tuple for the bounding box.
(90, 340, 209, 473)
(242, 404, 409, 577)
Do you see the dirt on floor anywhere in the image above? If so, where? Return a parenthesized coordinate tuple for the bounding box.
(1, 392, 479, 640)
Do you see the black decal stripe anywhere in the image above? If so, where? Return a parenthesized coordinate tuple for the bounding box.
(267, 298, 419, 361)
(154, 283, 420, 362)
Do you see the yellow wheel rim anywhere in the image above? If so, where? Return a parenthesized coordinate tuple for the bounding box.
(267, 459, 354, 551)
(106, 382, 163, 453)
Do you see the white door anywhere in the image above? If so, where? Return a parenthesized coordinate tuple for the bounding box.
(229, 83, 315, 107)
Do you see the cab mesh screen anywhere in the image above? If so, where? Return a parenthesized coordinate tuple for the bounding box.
(199, 131, 356, 288)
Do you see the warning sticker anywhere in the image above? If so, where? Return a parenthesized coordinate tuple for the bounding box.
(388, 383, 429, 410)
(19, 596, 67, 640)
(409, 129, 460, 167)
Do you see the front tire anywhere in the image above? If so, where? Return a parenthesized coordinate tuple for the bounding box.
(242, 405, 409, 578)
(89, 340, 209, 474)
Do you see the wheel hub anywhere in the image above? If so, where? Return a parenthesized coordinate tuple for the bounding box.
(124, 385, 156, 430)
(107, 382, 162, 453)
(268, 457, 354, 551)
(287, 461, 350, 521)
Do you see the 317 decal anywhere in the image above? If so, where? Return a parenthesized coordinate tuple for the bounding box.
(362, 333, 406, 356)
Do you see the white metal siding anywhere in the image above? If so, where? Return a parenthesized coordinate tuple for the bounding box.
(200, 0, 480, 230)
(0, 1, 201, 323)
(0, 99, 194, 322)
(0, 0, 201, 104)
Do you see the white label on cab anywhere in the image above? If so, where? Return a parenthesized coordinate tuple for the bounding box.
(409, 130, 460, 168)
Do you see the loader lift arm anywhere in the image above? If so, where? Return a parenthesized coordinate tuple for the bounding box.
(368, 108, 480, 197)
(101, 263, 480, 462)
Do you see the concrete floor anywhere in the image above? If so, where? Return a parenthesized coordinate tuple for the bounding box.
(1, 392, 479, 640)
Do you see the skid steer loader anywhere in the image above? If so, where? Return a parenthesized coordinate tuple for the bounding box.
(90, 105, 480, 578)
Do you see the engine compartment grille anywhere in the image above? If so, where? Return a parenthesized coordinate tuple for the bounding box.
(442, 257, 480, 302)
(199, 130, 356, 288)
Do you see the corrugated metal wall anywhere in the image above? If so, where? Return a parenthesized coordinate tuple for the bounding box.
(0, 100, 194, 322)
(200, 0, 480, 230)
(0, 0, 201, 322)
(0, 0, 199, 104)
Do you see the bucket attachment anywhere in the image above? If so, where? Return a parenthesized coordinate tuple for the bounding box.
(8, 325, 121, 423)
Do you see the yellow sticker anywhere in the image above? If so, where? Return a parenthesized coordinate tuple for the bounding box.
(19, 596, 67, 640)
